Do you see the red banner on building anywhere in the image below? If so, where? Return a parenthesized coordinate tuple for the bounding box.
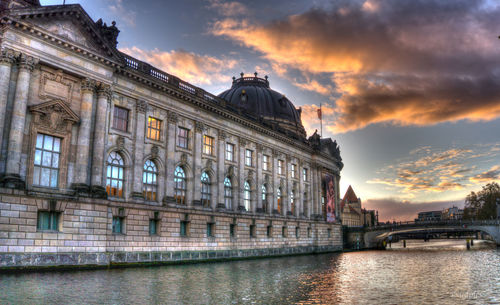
(325, 174, 336, 223)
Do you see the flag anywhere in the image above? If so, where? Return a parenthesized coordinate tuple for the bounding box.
(317, 107, 322, 119)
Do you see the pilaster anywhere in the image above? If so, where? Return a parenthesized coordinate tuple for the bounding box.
(255, 144, 263, 213)
(131, 100, 147, 199)
(164, 111, 177, 202)
(237, 138, 246, 211)
(216, 130, 226, 209)
(192, 121, 204, 206)
(0, 48, 16, 174)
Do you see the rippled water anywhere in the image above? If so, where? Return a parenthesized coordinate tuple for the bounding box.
(1, 240, 498, 304)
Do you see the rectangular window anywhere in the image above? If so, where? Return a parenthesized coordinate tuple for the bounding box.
(263, 155, 270, 171)
(267, 225, 272, 238)
(207, 223, 215, 238)
(147, 117, 161, 141)
(291, 164, 297, 178)
(203, 135, 214, 155)
(328, 228, 332, 238)
(180, 221, 189, 237)
(33, 134, 61, 188)
(37, 211, 59, 231)
(307, 227, 311, 238)
(113, 106, 129, 132)
(303, 168, 308, 182)
(282, 226, 287, 238)
(226, 143, 234, 161)
(278, 160, 284, 175)
(149, 219, 158, 235)
(112, 217, 124, 234)
(245, 149, 253, 167)
(177, 127, 189, 149)
(230, 223, 236, 238)
(295, 227, 300, 238)
(250, 224, 256, 238)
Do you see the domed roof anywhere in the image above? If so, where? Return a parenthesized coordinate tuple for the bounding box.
(218, 73, 306, 139)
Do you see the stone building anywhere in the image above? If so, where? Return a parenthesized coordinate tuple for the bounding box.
(340, 185, 362, 227)
(0, 1, 344, 269)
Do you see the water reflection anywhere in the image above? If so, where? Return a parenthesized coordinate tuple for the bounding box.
(1, 240, 498, 304)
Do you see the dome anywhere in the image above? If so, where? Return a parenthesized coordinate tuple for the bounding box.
(218, 73, 306, 139)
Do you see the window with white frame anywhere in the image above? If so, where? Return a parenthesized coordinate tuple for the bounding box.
(278, 159, 284, 175)
(244, 181, 251, 211)
(263, 154, 270, 171)
(291, 164, 297, 178)
(226, 143, 234, 161)
(245, 149, 253, 167)
(33, 134, 61, 188)
(201, 171, 211, 207)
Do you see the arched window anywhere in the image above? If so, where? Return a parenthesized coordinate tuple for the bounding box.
(224, 177, 232, 209)
(174, 166, 186, 205)
(262, 184, 267, 213)
(201, 171, 211, 207)
(277, 187, 282, 213)
(290, 190, 295, 215)
(244, 181, 251, 211)
(142, 160, 158, 201)
(106, 152, 124, 197)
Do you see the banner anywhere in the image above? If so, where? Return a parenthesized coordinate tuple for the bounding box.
(325, 174, 336, 223)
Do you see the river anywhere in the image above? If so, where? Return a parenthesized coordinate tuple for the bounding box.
(1, 240, 498, 304)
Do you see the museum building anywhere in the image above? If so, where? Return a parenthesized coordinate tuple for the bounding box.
(0, 0, 343, 269)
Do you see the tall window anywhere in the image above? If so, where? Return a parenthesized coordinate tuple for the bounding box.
(277, 187, 282, 213)
(303, 192, 308, 216)
(224, 177, 232, 209)
(37, 211, 59, 231)
(278, 160, 284, 175)
(262, 184, 267, 213)
(174, 166, 186, 204)
(147, 117, 161, 141)
(290, 191, 295, 215)
(263, 155, 270, 171)
(33, 134, 61, 188)
(303, 168, 308, 182)
(112, 216, 124, 234)
(201, 171, 211, 207)
(244, 181, 251, 211)
(226, 143, 234, 161)
(177, 127, 189, 148)
(142, 160, 158, 201)
(113, 106, 129, 132)
(291, 164, 297, 178)
(245, 149, 253, 166)
(106, 152, 124, 197)
(203, 135, 214, 155)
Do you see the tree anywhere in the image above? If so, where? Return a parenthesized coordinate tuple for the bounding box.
(464, 182, 500, 220)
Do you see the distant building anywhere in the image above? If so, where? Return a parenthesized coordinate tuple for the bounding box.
(417, 210, 442, 221)
(442, 206, 464, 220)
(340, 186, 376, 227)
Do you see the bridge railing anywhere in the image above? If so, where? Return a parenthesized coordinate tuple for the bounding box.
(365, 219, 499, 231)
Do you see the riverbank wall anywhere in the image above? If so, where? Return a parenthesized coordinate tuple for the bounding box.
(0, 189, 342, 271)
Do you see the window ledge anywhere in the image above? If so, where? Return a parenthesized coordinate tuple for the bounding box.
(175, 146, 192, 154)
(110, 129, 132, 139)
(37, 230, 60, 233)
(145, 138, 165, 147)
(202, 154, 216, 160)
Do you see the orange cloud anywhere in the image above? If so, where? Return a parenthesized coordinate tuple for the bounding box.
(469, 166, 500, 184)
(210, 0, 500, 133)
(120, 47, 237, 86)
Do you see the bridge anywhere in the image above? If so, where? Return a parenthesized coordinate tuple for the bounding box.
(362, 220, 500, 248)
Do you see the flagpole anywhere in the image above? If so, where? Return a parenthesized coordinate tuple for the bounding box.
(320, 103, 322, 138)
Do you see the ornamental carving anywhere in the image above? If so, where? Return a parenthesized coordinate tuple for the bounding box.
(96, 83, 112, 99)
(228, 165, 235, 177)
(206, 159, 212, 169)
(272, 149, 280, 158)
(116, 136, 125, 150)
(29, 99, 79, 133)
(218, 130, 227, 140)
(168, 111, 178, 123)
(247, 169, 254, 180)
(256, 144, 263, 152)
(80, 78, 96, 93)
(239, 138, 247, 147)
(136, 100, 148, 113)
(18, 54, 38, 72)
(39, 68, 76, 103)
(194, 121, 205, 132)
(151, 145, 159, 159)
(181, 153, 188, 165)
(0, 48, 17, 65)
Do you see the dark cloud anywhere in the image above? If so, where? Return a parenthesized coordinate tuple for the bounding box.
(363, 198, 464, 222)
(211, 0, 500, 132)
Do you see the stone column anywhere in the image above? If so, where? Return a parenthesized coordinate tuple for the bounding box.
(216, 130, 226, 209)
(192, 121, 204, 207)
(90, 84, 111, 197)
(72, 78, 95, 193)
(237, 138, 246, 211)
(255, 144, 263, 213)
(272, 150, 279, 215)
(3, 54, 37, 188)
(285, 156, 292, 217)
(316, 165, 323, 219)
(131, 100, 147, 199)
(164, 112, 177, 202)
(311, 164, 318, 217)
(0, 49, 16, 174)
(298, 161, 304, 218)
(335, 173, 341, 221)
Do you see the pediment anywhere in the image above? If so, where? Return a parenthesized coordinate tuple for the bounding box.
(7, 4, 123, 64)
(30, 99, 80, 125)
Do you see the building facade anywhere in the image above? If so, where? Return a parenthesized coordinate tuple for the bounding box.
(0, 1, 343, 269)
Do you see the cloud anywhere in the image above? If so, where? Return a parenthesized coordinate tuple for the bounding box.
(120, 47, 237, 86)
(206, 0, 249, 16)
(367, 144, 500, 197)
(363, 198, 463, 222)
(469, 165, 500, 183)
(108, 0, 136, 27)
(210, 0, 500, 133)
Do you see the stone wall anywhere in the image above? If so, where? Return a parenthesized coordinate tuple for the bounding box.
(0, 189, 342, 270)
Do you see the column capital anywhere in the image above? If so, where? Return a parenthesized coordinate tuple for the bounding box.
(239, 138, 247, 147)
(194, 120, 205, 132)
(0, 48, 17, 65)
(167, 111, 178, 123)
(81, 78, 96, 93)
(218, 130, 227, 140)
(18, 54, 38, 72)
(136, 100, 147, 113)
(96, 83, 112, 99)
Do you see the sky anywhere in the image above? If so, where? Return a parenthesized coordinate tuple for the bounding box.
(41, 0, 500, 221)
